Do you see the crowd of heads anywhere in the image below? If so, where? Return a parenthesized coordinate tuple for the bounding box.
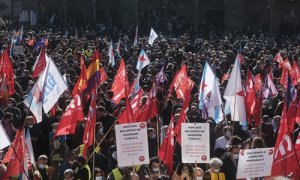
(0, 15, 299, 179)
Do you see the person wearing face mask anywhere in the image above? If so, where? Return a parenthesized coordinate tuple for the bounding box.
(203, 158, 225, 180)
(214, 126, 232, 150)
(26, 116, 48, 160)
(95, 167, 106, 180)
(242, 128, 258, 149)
(74, 155, 91, 180)
(4, 98, 21, 129)
(221, 136, 242, 180)
(37, 155, 49, 180)
(147, 128, 158, 158)
(58, 151, 76, 180)
(194, 167, 204, 180)
(140, 157, 168, 180)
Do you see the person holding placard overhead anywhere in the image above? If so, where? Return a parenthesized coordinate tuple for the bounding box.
(203, 158, 225, 180)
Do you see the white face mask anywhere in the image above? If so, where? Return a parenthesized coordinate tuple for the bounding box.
(251, 134, 257, 139)
(96, 176, 103, 180)
(28, 125, 33, 128)
(38, 164, 46, 169)
(196, 177, 203, 180)
(213, 169, 220, 173)
(231, 153, 239, 160)
(225, 131, 232, 137)
(99, 127, 103, 134)
(152, 167, 160, 172)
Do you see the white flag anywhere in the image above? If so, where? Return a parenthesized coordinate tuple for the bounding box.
(25, 129, 36, 168)
(24, 54, 67, 122)
(24, 60, 48, 122)
(109, 41, 115, 66)
(207, 80, 223, 123)
(42, 55, 68, 113)
(148, 28, 158, 45)
(0, 123, 11, 150)
(224, 54, 246, 123)
(136, 49, 150, 71)
(198, 62, 215, 109)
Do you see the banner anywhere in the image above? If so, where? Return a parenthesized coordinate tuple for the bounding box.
(115, 122, 149, 167)
(236, 148, 274, 179)
(181, 123, 210, 163)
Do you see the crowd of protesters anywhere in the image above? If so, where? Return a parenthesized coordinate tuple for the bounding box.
(0, 15, 299, 180)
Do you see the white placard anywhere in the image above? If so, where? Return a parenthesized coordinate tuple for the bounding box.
(13, 45, 24, 55)
(181, 123, 210, 163)
(236, 148, 274, 179)
(115, 122, 149, 167)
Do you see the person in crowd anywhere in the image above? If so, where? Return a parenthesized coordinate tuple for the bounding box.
(74, 155, 91, 180)
(64, 169, 75, 180)
(37, 155, 49, 180)
(194, 167, 205, 180)
(222, 136, 241, 180)
(139, 157, 168, 179)
(214, 126, 232, 150)
(171, 163, 193, 180)
(203, 158, 225, 180)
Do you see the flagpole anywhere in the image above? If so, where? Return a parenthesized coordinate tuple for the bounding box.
(221, 104, 228, 126)
(156, 115, 160, 157)
(85, 120, 117, 164)
(92, 123, 96, 180)
(9, 132, 30, 179)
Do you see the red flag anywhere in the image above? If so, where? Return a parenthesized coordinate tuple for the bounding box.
(0, 49, 14, 95)
(27, 38, 35, 46)
(100, 67, 108, 84)
(295, 101, 300, 124)
(159, 115, 174, 175)
(3, 130, 25, 178)
(237, 53, 244, 65)
(290, 60, 300, 85)
(82, 88, 97, 157)
(174, 87, 192, 144)
(252, 94, 262, 126)
(50, 103, 57, 117)
(254, 74, 262, 94)
(280, 63, 289, 89)
(274, 52, 284, 68)
(54, 94, 84, 137)
(32, 47, 46, 78)
(295, 133, 300, 168)
(117, 93, 135, 124)
(72, 55, 87, 97)
(271, 102, 300, 178)
(245, 69, 256, 123)
(137, 82, 158, 122)
(169, 65, 194, 99)
(167, 71, 178, 96)
(131, 88, 144, 117)
(117, 74, 136, 124)
(111, 59, 129, 104)
(0, 77, 9, 102)
(221, 72, 230, 85)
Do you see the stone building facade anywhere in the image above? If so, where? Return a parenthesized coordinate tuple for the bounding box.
(3, 0, 300, 32)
